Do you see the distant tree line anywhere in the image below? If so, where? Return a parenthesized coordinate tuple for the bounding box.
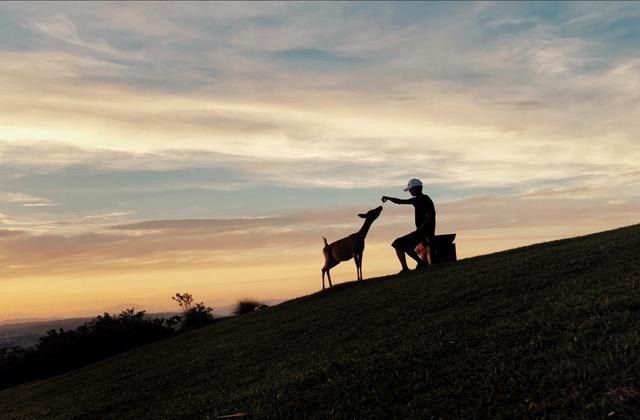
(0, 293, 269, 391)
(0, 293, 215, 391)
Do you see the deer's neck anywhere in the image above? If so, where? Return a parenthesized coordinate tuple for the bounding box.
(358, 218, 375, 238)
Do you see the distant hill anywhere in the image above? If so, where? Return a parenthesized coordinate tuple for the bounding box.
(1, 224, 639, 419)
(0, 318, 93, 349)
(0, 302, 286, 350)
(0, 313, 181, 349)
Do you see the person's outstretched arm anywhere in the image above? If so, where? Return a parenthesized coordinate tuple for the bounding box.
(381, 196, 413, 205)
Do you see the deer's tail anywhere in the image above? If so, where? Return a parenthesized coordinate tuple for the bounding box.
(322, 237, 328, 247)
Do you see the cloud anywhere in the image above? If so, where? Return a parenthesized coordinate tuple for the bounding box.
(29, 14, 143, 60)
(486, 16, 540, 32)
(1, 51, 124, 83)
(1, 193, 638, 281)
(0, 192, 55, 206)
(109, 216, 295, 233)
(2, 3, 640, 180)
(0, 229, 26, 238)
(1, 138, 637, 241)
(271, 48, 363, 68)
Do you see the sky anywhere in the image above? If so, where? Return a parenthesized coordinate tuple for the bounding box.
(1, 1, 639, 322)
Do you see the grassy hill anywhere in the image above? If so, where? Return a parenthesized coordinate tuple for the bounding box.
(1, 224, 640, 419)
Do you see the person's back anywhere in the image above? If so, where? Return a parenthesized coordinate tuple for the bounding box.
(411, 193, 436, 234)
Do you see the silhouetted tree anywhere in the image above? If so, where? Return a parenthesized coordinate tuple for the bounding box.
(172, 293, 194, 310)
(172, 292, 214, 330)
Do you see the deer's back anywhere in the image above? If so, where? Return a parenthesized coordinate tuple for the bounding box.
(327, 233, 363, 262)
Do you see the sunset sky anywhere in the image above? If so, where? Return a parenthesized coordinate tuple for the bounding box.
(1, 2, 639, 322)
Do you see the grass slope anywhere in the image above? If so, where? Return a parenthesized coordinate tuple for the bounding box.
(1, 224, 640, 420)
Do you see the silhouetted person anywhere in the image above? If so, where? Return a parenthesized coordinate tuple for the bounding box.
(382, 178, 436, 273)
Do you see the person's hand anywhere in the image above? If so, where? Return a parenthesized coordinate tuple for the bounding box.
(381, 196, 388, 203)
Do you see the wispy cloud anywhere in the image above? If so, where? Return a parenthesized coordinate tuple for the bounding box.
(1, 194, 638, 280)
(0, 192, 55, 206)
(29, 14, 144, 60)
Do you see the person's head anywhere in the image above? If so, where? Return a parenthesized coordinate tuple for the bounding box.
(403, 178, 423, 196)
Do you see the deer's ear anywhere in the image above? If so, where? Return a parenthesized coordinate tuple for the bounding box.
(358, 213, 366, 218)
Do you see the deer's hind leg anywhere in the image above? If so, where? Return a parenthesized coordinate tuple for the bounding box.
(353, 253, 362, 281)
(322, 266, 334, 289)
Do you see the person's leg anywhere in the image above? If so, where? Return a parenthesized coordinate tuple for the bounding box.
(392, 235, 411, 272)
(425, 233, 436, 266)
(395, 248, 409, 271)
(424, 244, 432, 266)
(415, 243, 426, 261)
(406, 248, 422, 265)
(405, 231, 426, 268)
(393, 232, 423, 271)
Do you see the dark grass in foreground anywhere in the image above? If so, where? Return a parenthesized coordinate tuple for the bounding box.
(1, 224, 640, 419)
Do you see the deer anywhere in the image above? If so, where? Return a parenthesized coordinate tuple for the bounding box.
(321, 205, 383, 290)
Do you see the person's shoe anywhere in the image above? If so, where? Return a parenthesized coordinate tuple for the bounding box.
(397, 268, 411, 275)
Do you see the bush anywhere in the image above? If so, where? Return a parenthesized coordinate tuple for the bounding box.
(183, 303, 214, 329)
(172, 293, 214, 330)
(234, 298, 267, 315)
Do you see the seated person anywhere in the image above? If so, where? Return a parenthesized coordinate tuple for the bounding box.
(382, 178, 436, 273)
